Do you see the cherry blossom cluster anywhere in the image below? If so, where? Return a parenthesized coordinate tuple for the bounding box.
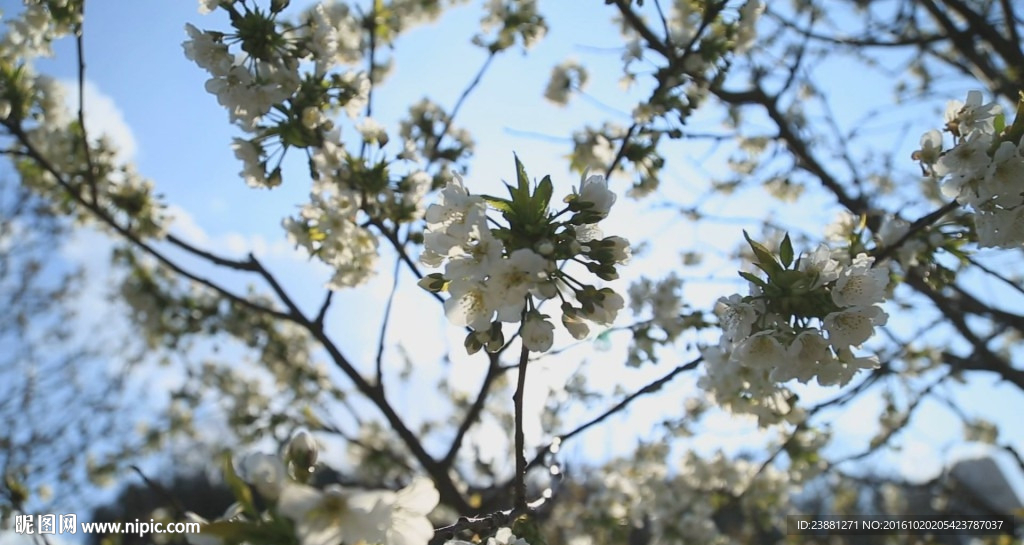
(185, 1, 478, 290)
(915, 90, 1024, 248)
(547, 445, 790, 545)
(544, 59, 587, 106)
(625, 273, 694, 366)
(0, 0, 81, 61)
(183, 0, 478, 191)
(700, 233, 891, 424)
(474, 0, 547, 52)
(1, 2, 167, 238)
(418, 159, 628, 354)
(182, 0, 366, 175)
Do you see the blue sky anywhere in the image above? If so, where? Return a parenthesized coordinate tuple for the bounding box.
(3, 0, 1023, 525)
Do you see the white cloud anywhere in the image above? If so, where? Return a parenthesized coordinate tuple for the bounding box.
(164, 204, 209, 246)
(59, 79, 137, 162)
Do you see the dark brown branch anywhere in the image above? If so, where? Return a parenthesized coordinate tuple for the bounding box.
(941, 0, 1024, 71)
(920, 0, 1019, 101)
(612, 0, 671, 58)
(313, 290, 333, 327)
(3, 123, 293, 322)
(903, 272, 1024, 391)
(871, 200, 959, 263)
(166, 233, 258, 271)
(712, 85, 868, 215)
(999, 0, 1022, 50)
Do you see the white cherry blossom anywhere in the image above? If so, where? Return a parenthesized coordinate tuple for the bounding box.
(831, 253, 888, 307)
(775, 330, 835, 384)
(945, 90, 1001, 136)
(490, 249, 549, 322)
(444, 279, 497, 331)
(576, 174, 616, 219)
(278, 483, 352, 545)
(823, 305, 888, 349)
(714, 294, 757, 343)
(733, 330, 787, 370)
(799, 244, 841, 288)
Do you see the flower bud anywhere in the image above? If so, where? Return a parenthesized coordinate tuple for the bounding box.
(561, 306, 590, 340)
(286, 430, 318, 475)
(301, 106, 321, 130)
(268, 166, 283, 188)
(417, 273, 447, 293)
(535, 239, 555, 256)
(464, 332, 484, 355)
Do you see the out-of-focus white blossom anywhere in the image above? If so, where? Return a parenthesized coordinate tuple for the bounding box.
(923, 91, 1024, 247)
(279, 477, 439, 545)
(545, 59, 587, 106)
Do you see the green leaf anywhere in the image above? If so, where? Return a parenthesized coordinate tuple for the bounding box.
(481, 194, 514, 214)
(221, 453, 257, 518)
(779, 232, 794, 268)
(533, 175, 553, 217)
(994, 112, 1007, 134)
(743, 230, 782, 277)
(738, 270, 768, 289)
(1001, 92, 1024, 144)
(513, 153, 531, 203)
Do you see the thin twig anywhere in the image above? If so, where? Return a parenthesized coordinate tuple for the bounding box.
(965, 255, 1024, 296)
(525, 355, 702, 472)
(829, 370, 951, 467)
(375, 255, 403, 389)
(314, 290, 333, 327)
(75, 26, 97, 206)
(871, 201, 959, 264)
(443, 352, 505, 466)
(427, 52, 497, 166)
(429, 496, 546, 545)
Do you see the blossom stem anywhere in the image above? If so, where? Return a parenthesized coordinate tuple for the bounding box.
(556, 270, 586, 290)
(512, 340, 529, 511)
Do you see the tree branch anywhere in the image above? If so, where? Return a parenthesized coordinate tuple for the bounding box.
(525, 355, 702, 472)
